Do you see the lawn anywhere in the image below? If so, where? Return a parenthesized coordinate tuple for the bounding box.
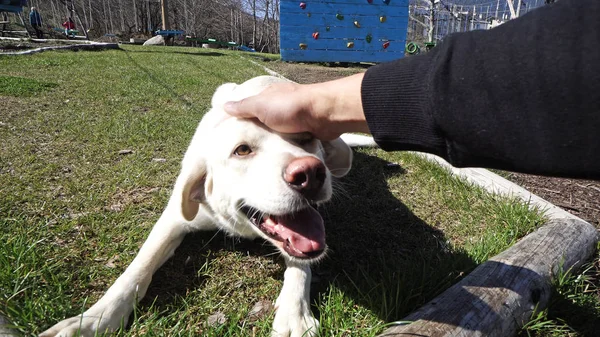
(0, 45, 597, 336)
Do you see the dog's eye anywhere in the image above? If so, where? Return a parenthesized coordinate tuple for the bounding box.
(233, 144, 253, 156)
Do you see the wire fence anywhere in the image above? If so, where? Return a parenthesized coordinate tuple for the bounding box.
(407, 0, 548, 47)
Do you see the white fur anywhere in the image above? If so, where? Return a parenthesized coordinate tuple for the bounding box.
(40, 76, 354, 337)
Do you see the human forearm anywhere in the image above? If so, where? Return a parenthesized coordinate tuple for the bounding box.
(362, 0, 600, 178)
(306, 72, 370, 138)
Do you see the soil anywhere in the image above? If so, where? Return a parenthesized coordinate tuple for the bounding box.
(265, 60, 600, 228)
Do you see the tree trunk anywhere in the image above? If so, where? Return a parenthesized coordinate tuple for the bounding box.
(161, 0, 170, 30)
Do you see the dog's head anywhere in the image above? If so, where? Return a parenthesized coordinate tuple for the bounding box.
(179, 76, 352, 262)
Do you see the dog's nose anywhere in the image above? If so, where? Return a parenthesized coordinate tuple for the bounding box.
(284, 156, 326, 199)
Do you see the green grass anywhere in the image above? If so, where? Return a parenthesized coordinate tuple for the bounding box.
(0, 45, 597, 336)
(0, 75, 58, 97)
(519, 244, 600, 337)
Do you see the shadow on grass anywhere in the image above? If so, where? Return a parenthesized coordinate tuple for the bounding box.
(313, 152, 478, 322)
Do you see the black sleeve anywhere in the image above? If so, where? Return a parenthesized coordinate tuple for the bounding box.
(361, 0, 600, 179)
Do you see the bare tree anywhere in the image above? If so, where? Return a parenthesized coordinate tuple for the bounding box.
(28, 0, 280, 52)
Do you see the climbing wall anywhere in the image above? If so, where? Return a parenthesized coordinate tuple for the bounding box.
(280, 0, 409, 63)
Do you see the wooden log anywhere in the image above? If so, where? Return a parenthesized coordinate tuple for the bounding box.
(378, 218, 598, 337)
(0, 314, 17, 337)
(1, 43, 119, 56)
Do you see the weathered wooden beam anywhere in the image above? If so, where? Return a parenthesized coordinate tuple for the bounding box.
(379, 218, 598, 337)
(1, 42, 119, 56)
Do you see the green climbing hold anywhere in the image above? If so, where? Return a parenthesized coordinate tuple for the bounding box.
(405, 42, 420, 54)
(366, 34, 372, 43)
(336, 13, 344, 20)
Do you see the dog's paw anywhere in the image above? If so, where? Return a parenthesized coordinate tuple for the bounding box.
(39, 309, 127, 337)
(271, 303, 319, 337)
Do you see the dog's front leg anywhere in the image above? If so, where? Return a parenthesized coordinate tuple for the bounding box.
(40, 211, 196, 337)
(271, 260, 319, 337)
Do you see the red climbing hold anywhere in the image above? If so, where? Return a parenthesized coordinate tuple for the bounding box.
(367, 0, 373, 3)
(382, 41, 390, 49)
(312, 32, 319, 40)
(299, 2, 306, 9)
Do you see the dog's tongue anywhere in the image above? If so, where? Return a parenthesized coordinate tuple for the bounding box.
(265, 207, 325, 258)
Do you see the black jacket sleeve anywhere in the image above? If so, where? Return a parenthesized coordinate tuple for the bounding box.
(361, 0, 600, 179)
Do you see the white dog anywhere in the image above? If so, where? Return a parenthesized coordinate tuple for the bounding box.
(40, 76, 358, 337)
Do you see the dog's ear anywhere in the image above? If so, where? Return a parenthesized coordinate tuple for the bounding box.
(181, 161, 209, 221)
(211, 82, 238, 110)
(322, 138, 353, 178)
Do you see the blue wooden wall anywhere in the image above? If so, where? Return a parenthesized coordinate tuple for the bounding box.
(280, 0, 409, 63)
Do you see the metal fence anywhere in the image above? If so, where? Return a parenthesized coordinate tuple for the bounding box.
(407, 0, 548, 46)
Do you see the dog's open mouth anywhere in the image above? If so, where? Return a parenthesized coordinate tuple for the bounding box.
(241, 205, 326, 259)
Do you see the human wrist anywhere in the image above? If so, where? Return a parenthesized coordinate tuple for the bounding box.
(306, 73, 369, 139)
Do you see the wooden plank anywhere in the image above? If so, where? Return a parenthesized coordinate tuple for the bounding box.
(1, 43, 120, 56)
(281, 39, 405, 53)
(379, 218, 598, 337)
(0, 313, 18, 337)
(281, 49, 403, 62)
(280, 15, 408, 28)
(280, 27, 407, 41)
(281, 2, 408, 15)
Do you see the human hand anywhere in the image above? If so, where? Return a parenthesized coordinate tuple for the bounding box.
(224, 73, 370, 140)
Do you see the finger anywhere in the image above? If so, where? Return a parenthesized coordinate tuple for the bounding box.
(224, 99, 257, 119)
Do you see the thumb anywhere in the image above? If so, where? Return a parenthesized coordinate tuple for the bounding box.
(224, 100, 254, 118)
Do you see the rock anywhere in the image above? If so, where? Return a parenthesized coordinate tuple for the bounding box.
(206, 312, 227, 327)
(143, 35, 165, 46)
(247, 300, 274, 322)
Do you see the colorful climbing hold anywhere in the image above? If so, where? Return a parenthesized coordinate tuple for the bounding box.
(382, 41, 390, 49)
(336, 13, 344, 20)
(367, 0, 373, 3)
(299, 43, 307, 50)
(382, 0, 390, 4)
(326, 26, 330, 31)
(307, 12, 311, 17)
(405, 42, 420, 54)
(312, 32, 319, 40)
(347, 42, 354, 48)
(380, 16, 386, 23)
(299, 2, 306, 9)
(366, 34, 372, 43)
(353, 21, 361, 28)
